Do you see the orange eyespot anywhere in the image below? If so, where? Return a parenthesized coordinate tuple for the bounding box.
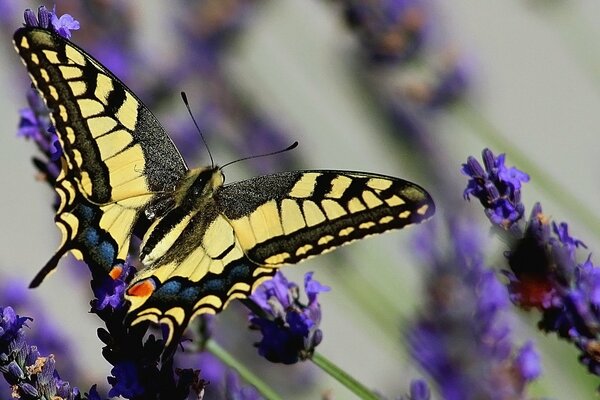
(127, 279, 156, 298)
(109, 265, 123, 280)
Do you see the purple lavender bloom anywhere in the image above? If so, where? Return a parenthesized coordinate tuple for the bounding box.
(90, 262, 135, 312)
(17, 89, 62, 182)
(0, 276, 79, 386)
(462, 148, 529, 229)
(249, 271, 329, 364)
(426, 54, 471, 109)
(464, 150, 600, 380)
(50, 6, 80, 39)
(0, 306, 83, 399)
(16, 107, 39, 139)
(406, 222, 540, 400)
(23, 6, 79, 39)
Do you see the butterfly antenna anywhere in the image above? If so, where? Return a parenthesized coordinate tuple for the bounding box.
(180, 91, 214, 168)
(220, 141, 298, 170)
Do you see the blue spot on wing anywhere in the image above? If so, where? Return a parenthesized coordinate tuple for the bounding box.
(135, 259, 266, 314)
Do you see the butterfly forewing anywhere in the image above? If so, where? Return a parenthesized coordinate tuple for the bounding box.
(13, 27, 188, 205)
(216, 170, 435, 265)
(14, 27, 190, 286)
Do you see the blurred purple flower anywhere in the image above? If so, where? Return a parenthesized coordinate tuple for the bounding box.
(224, 370, 262, 400)
(340, 0, 428, 62)
(0, 276, 77, 385)
(249, 271, 329, 364)
(426, 53, 471, 108)
(407, 222, 540, 400)
(17, 89, 62, 182)
(397, 379, 431, 400)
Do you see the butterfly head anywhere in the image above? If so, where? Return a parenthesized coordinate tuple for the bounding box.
(173, 166, 224, 208)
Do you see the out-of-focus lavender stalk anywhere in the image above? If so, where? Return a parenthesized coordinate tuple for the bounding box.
(333, 0, 471, 197)
(407, 221, 540, 400)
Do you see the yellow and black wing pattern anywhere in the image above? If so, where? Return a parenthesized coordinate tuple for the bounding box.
(124, 169, 434, 345)
(14, 26, 435, 346)
(13, 27, 188, 286)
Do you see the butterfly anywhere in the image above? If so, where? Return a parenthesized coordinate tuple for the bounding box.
(13, 26, 435, 346)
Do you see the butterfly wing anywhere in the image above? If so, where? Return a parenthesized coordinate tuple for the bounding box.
(124, 170, 434, 345)
(30, 168, 136, 287)
(125, 199, 277, 346)
(13, 27, 188, 284)
(216, 170, 435, 266)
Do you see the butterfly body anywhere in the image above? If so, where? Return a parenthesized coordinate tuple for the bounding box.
(14, 26, 435, 345)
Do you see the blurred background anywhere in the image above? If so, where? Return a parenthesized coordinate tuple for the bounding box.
(1, 0, 600, 398)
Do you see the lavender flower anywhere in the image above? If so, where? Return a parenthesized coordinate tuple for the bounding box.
(24, 6, 79, 39)
(89, 260, 203, 399)
(508, 209, 600, 376)
(0, 276, 78, 386)
(17, 89, 62, 182)
(249, 271, 329, 364)
(424, 54, 471, 109)
(90, 262, 135, 312)
(462, 148, 530, 229)
(50, 6, 80, 39)
(463, 149, 600, 381)
(407, 222, 540, 400)
(0, 306, 84, 399)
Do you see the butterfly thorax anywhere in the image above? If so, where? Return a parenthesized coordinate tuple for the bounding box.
(139, 166, 224, 266)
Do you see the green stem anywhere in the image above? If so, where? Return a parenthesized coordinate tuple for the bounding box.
(205, 339, 283, 400)
(454, 101, 600, 240)
(311, 351, 380, 400)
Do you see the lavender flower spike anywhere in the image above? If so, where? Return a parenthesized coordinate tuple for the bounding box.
(0, 306, 84, 399)
(249, 271, 330, 364)
(462, 148, 529, 229)
(464, 149, 600, 382)
(23, 6, 80, 39)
